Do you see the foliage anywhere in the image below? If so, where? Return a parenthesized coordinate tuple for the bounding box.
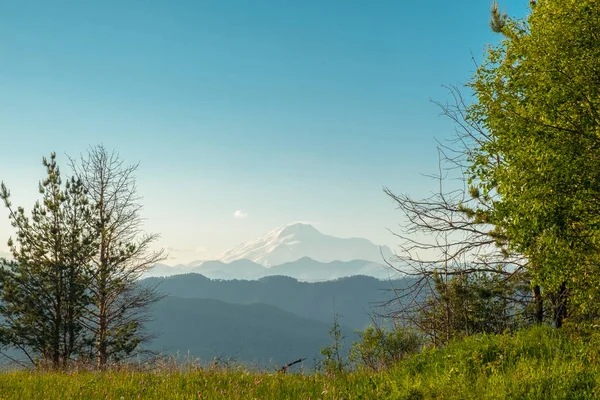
(465, 0, 600, 327)
(0, 153, 96, 368)
(388, 325, 600, 399)
(386, 1, 600, 334)
(350, 324, 422, 371)
(0, 149, 164, 368)
(0, 326, 599, 399)
(417, 271, 534, 345)
(319, 312, 347, 375)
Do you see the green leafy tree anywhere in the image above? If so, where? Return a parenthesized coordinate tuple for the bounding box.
(465, 0, 600, 328)
(0, 153, 96, 368)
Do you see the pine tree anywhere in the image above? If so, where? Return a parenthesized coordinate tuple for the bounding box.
(0, 153, 96, 368)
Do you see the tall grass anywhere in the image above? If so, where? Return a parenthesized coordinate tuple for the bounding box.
(0, 325, 598, 399)
(389, 325, 600, 399)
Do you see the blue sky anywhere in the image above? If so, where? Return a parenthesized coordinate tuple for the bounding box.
(0, 0, 530, 263)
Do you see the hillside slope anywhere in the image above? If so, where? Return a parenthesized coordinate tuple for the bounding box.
(145, 296, 354, 367)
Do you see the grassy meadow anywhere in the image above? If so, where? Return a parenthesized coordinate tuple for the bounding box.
(1, 325, 599, 399)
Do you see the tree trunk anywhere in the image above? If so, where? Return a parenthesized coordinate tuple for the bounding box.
(97, 196, 108, 368)
(97, 284, 108, 368)
(553, 282, 568, 329)
(533, 284, 543, 324)
(53, 283, 61, 369)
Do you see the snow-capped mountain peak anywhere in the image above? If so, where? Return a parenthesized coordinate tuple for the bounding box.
(219, 222, 393, 267)
(277, 222, 320, 238)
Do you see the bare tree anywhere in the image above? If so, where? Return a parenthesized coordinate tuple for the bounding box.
(69, 145, 166, 367)
(381, 86, 538, 343)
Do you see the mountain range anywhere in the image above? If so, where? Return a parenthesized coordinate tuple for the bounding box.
(1, 273, 415, 368)
(139, 273, 415, 367)
(148, 222, 397, 281)
(141, 273, 412, 331)
(147, 257, 400, 281)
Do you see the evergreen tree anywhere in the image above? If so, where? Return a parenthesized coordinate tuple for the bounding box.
(0, 153, 96, 368)
(415, 271, 530, 345)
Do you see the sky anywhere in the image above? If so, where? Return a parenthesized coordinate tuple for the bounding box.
(0, 0, 530, 264)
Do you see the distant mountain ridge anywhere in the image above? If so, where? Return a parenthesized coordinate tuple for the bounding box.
(141, 272, 418, 366)
(268, 257, 398, 281)
(146, 256, 399, 281)
(192, 259, 267, 280)
(141, 273, 414, 330)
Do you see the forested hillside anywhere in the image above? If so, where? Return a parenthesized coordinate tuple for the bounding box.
(145, 296, 354, 368)
(142, 273, 414, 330)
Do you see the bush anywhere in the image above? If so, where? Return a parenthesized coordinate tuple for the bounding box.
(350, 325, 422, 371)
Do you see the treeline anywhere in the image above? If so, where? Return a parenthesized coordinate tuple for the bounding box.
(0, 146, 164, 369)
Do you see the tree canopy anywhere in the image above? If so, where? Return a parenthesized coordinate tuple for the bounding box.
(466, 0, 600, 327)
(386, 0, 600, 333)
(0, 148, 164, 368)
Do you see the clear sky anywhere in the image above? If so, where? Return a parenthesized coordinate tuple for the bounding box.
(0, 0, 530, 264)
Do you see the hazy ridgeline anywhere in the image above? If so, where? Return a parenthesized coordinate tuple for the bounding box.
(142, 273, 412, 330)
(139, 274, 416, 368)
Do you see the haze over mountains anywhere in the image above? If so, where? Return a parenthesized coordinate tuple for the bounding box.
(142, 273, 409, 330)
(149, 258, 399, 281)
(148, 222, 398, 281)
(141, 274, 413, 367)
(146, 296, 354, 368)
(133, 223, 407, 366)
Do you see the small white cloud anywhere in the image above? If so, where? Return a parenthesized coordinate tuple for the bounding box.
(234, 210, 248, 219)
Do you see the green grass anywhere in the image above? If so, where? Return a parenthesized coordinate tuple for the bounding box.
(389, 325, 600, 399)
(1, 326, 599, 399)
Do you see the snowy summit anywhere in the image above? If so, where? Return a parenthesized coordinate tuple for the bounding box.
(219, 222, 393, 267)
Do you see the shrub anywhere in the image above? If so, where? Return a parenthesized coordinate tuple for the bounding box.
(350, 325, 422, 371)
